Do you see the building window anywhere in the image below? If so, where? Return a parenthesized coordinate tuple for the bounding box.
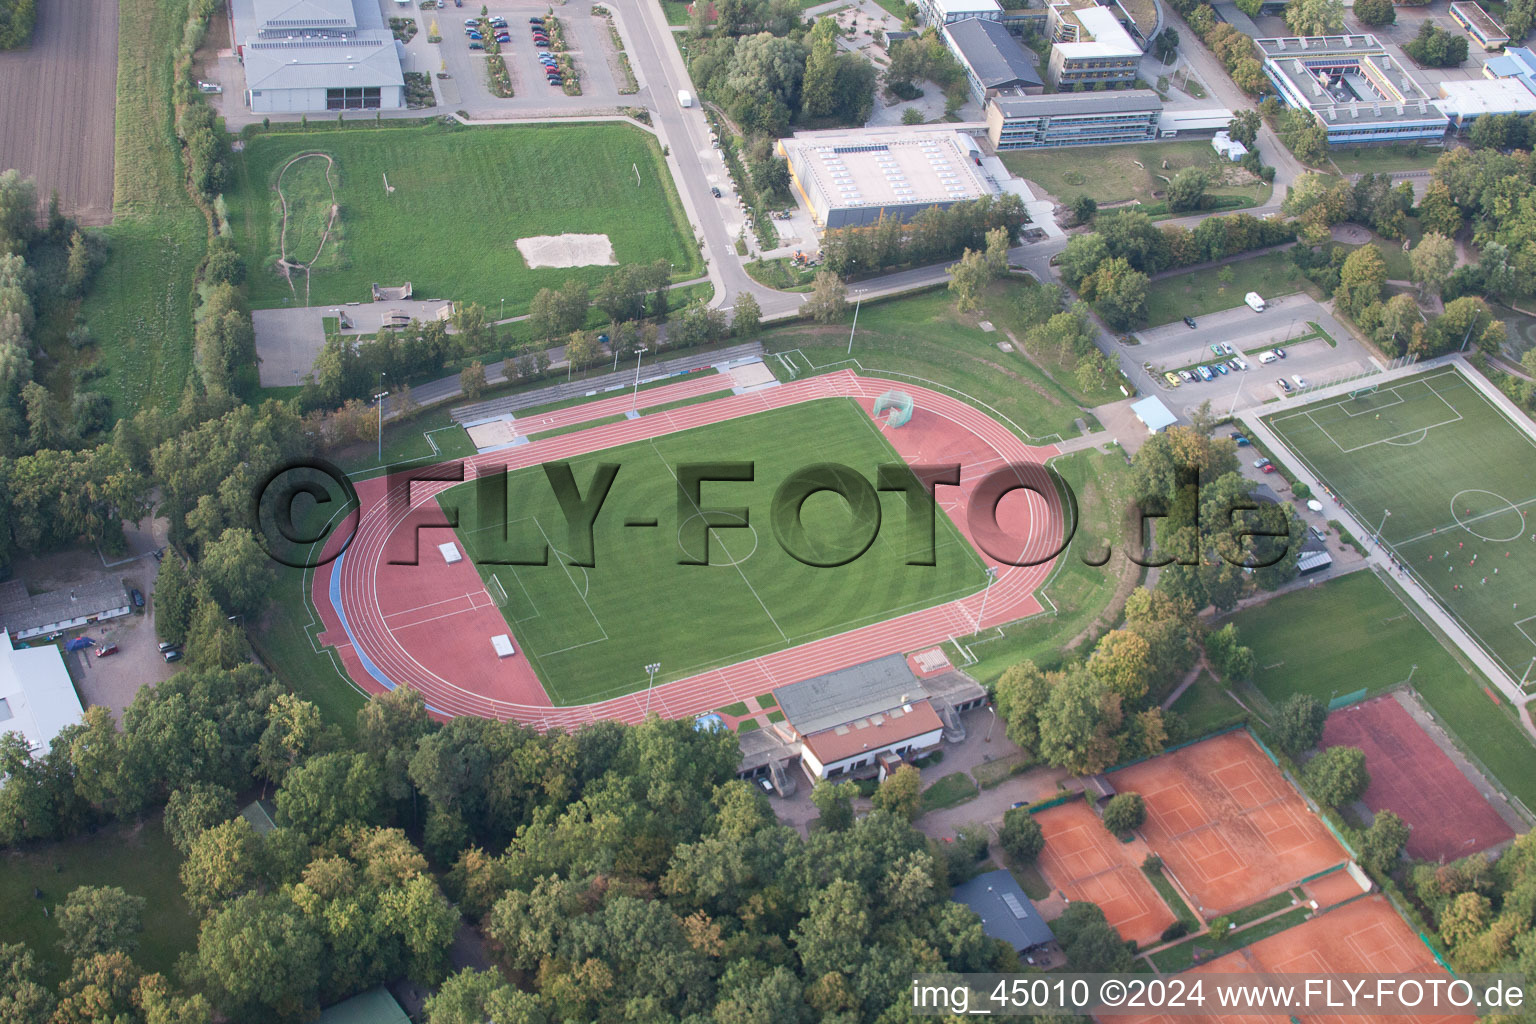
(326, 86, 382, 110)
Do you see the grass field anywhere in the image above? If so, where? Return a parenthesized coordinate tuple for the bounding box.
(966, 446, 1140, 682)
(0, 816, 195, 989)
(1327, 145, 1444, 175)
(1001, 139, 1272, 210)
(1223, 570, 1536, 812)
(764, 285, 1111, 442)
(443, 398, 988, 702)
(1264, 368, 1536, 684)
(78, 0, 205, 414)
(1143, 250, 1313, 327)
(229, 121, 701, 313)
(1169, 670, 1247, 737)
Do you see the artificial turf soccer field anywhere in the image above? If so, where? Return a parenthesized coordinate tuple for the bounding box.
(1265, 367, 1536, 684)
(438, 399, 988, 704)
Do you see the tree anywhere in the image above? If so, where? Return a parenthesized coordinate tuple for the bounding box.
(163, 783, 238, 852)
(1166, 167, 1210, 213)
(1284, 0, 1344, 35)
(1054, 901, 1134, 971)
(154, 552, 195, 644)
(901, 106, 924, 125)
(63, 230, 94, 297)
(452, 302, 490, 354)
(200, 528, 274, 616)
(554, 279, 591, 334)
(273, 751, 385, 841)
(1037, 668, 1124, 775)
(732, 291, 761, 338)
(810, 778, 855, 831)
(1079, 256, 1148, 330)
(1359, 810, 1410, 874)
(1101, 792, 1146, 835)
(871, 764, 921, 821)
(947, 247, 993, 312)
(184, 584, 249, 672)
(425, 969, 548, 1024)
(192, 892, 323, 1023)
(57, 885, 147, 961)
(994, 660, 1050, 750)
(459, 361, 487, 401)
(804, 270, 847, 323)
(528, 287, 559, 342)
(1335, 244, 1387, 318)
(1353, 0, 1395, 24)
(1404, 21, 1468, 66)
(0, 943, 53, 1024)
(1409, 231, 1456, 296)
(1000, 806, 1045, 863)
(1075, 350, 1113, 394)
(1071, 195, 1098, 225)
(564, 329, 600, 370)
(1303, 745, 1370, 806)
(1087, 629, 1154, 705)
(1227, 109, 1261, 147)
(180, 818, 267, 916)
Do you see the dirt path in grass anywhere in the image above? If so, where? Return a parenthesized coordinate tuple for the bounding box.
(274, 151, 339, 307)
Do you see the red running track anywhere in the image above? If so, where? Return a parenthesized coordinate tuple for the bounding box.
(311, 371, 1064, 728)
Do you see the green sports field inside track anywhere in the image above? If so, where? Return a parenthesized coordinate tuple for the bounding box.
(439, 398, 988, 704)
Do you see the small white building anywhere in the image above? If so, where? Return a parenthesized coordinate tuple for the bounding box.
(0, 633, 84, 756)
(1132, 395, 1178, 433)
(1211, 130, 1249, 160)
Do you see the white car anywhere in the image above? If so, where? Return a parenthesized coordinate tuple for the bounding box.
(1292, 374, 1307, 388)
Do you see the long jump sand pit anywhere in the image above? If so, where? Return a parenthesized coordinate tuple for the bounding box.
(465, 419, 518, 450)
(1119, 895, 1472, 1024)
(515, 233, 617, 268)
(1109, 731, 1346, 917)
(1034, 799, 1177, 947)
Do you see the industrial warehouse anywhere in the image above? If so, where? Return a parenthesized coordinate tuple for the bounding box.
(230, 0, 406, 113)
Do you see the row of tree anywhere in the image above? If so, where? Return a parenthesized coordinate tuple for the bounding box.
(816, 193, 1029, 279)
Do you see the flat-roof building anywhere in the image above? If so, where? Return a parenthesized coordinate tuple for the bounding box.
(1258, 35, 1450, 145)
(952, 870, 1057, 953)
(232, 0, 405, 113)
(1132, 395, 1178, 433)
(1046, 1, 1143, 88)
(0, 632, 84, 757)
(1484, 47, 1536, 95)
(1437, 78, 1536, 130)
(1450, 2, 1510, 50)
(0, 578, 131, 641)
(778, 128, 994, 231)
(944, 18, 1044, 104)
(985, 90, 1162, 148)
(920, 0, 1003, 25)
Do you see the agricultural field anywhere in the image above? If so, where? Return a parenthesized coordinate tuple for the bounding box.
(228, 121, 702, 314)
(444, 398, 989, 703)
(0, 0, 117, 225)
(78, 0, 206, 414)
(1000, 139, 1272, 212)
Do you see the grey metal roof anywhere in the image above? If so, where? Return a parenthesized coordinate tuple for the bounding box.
(252, 0, 355, 30)
(772, 654, 923, 736)
(243, 34, 404, 90)
(990, 89, 1162, 117)
(0, 578, 129, 634)
(946, 19, 1043, 89)
(952, 870, 1056, 951)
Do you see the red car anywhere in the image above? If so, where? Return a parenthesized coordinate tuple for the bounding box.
(1261, 463, 1278, 474)
(95, 642, 119, 657)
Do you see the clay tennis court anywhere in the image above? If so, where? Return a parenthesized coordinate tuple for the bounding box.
(1322, 694, 1514, 862)
(1119, 895, 1472, 1024)
(1110, 731, 1346, 917)
(1034, 799, 1176, 947)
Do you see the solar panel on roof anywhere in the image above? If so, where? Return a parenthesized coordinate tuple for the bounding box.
(1001, 893, 1029, 919)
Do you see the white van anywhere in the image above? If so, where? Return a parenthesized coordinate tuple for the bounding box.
(1258, 350, 1278, 364)
(1245, 291, 1267, 312)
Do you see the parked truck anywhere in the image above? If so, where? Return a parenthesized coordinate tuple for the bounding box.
(678, 90, 693, 107)
(1245, 291, 1266, 312)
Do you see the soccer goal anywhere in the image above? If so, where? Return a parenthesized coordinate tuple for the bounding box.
(1350, 384, 1379, 400)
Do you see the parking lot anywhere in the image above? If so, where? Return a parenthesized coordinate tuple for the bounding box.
(1136, 294, 1376, 416)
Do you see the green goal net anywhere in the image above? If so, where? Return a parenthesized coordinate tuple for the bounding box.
(873, 390, 914, 428)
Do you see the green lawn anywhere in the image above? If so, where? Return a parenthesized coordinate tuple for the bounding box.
(1143, 250, 1314, 327)
(78, 0, 206, 415)
(1223, 569, 1536, 811)
(0, 816, 197, 989)
(443, 398, 988, 703)
(1169, 670, 1247, 738)
(764, 284, 1103, 443)
(1264, 367, 1536, 684)
(1327, 145, 1445, 175)
(1001, 139, 1272, 209)
(966, 446, 1141, 683)
(252, 568, 368, 736)
(920, 772, 980, 813)
(1147, 906, 1312, 972)
(1143, 863, 1200, 928)
(229, 121, 702, 314)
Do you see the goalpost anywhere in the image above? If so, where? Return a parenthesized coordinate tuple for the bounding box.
(1350, 384, 1379, 400)
(487, 575, 509, 607)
